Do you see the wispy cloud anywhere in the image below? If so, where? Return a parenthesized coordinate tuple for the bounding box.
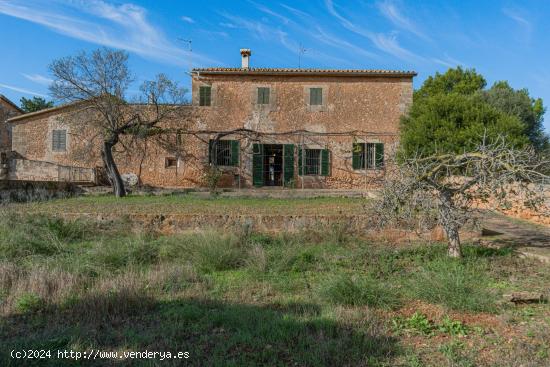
(502, 8, 532, 42)
(313, 27, 379, 60)
(431, 54, 466, 68)
(370, 32, 423, 62)
(219, 13, 273, 40)
(249, 1, 291, 24)
(324, 0, 423, 62)
(21, 73, 53, 86)
(377, 0, 430, 41)
(180, 15, 194, 24)
(0, 0, 218, 66)
(279, 4, 310, 19)
(0, 83, 47, 97)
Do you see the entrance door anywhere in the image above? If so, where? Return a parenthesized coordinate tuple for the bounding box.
(263, 144, 283, 186)
(252, 144, 294, 187)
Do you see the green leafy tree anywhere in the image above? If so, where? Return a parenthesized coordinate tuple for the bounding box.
(400, 93, 528, 158)
(20, 97, 54, 113)
(481, 81, 548, 151)
(414, 66, 486, 100)
(401, 68, 530, 158)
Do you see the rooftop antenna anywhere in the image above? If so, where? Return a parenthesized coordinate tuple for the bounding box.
(298, 43, 307, 68)
(177, 38, 193, 77)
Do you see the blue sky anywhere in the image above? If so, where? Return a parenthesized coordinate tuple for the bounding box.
(0, 0, 548, 132)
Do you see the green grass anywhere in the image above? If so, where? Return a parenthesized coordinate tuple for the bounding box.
(7, 194, 366, 216)
(1, 211, 549, 366)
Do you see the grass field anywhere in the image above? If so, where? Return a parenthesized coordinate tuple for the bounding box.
(8, 194, 365, 216)
(1, 198, 549, 366)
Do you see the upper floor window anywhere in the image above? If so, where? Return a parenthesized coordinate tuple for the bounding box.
(309, 88, 323, 106)
(199, 86, 211, 106)
(352, 142, 384, 170)
(52, 129, 66, 152)
(257, 87, 270, 105)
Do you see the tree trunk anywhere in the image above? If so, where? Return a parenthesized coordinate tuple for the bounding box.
(101, 137, 126, 198)
(439, 191, 462, 258)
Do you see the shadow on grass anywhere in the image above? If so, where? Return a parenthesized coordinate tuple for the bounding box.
(1, 294, 398, 367)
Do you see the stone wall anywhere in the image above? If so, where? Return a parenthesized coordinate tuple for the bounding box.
(0, 97, 22, 152)
(7, 158, 95, 183)
(8, 73, 413, 189)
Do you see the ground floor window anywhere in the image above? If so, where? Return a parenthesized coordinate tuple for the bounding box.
(209, 139, 239, 166)
(299, 148, 330, 176)
(165, 157, 178, 168)
(352, 142, 384, 170)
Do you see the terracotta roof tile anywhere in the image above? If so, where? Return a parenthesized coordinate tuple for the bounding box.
(192, 68, 417, 77)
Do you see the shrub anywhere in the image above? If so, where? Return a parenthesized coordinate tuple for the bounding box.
(407, 258, 496, 312)
(15, 293, 45, 313)
(189, 232, 249, 272)
(438, 315, 468, 336)
(90, 236, 160, 271)
(0, 214, 89, 259)
(319, 274, 400, 309)
(392, 312, 435, 336)
(245, 244, 267, 272)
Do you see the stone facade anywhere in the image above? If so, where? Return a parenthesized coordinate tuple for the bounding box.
(7, 64, 415, 189)
(0, 95, 23, 153)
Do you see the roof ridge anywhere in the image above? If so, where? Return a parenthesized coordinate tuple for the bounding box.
(191, 68, 417, 76)
(0, 94, 24, 113)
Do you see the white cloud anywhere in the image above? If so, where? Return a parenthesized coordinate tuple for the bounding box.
(431, 54, 466, 68)
(0, 0, 218, 67)
(324, 0, 424, 62)
(250, 1, 291, 24)
(502, 8, 532, 41)
(180, 15, 195, 24)
(21, 73, 53, 86)
(0, 83, 47, 97)
(377, 0, 430, 41)
(279, 4, 310, 19)
(313, 27, 379, 60)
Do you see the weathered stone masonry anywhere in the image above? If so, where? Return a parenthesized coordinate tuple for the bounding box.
(6, 53, 415, 189)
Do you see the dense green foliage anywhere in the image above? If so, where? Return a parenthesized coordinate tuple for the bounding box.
(19, 96, 54, 113)
(481, 81, 548, 151)
(400, 67, 548, 158)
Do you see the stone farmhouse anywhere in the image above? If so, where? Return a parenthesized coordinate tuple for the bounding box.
(5, 50, 416, 189)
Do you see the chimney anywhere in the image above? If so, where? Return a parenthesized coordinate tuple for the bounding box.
(240, 49, 251, 69)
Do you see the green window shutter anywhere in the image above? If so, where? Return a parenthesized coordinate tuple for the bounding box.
(252, 143, 264, 187)
(199, 86, 211, 106)
(321, 149, 330, 176)
(298, 147, 303, 176)
(375, 143, 384, 168)
(352, 143, 362, 170)
(257, 87, 270, 104)
(208, 139, 213, 164)
(310, 88, 322, 105)
(231, 140, 239, 166)
(283, 144, 294, 186)
(366, 143, 374, 169)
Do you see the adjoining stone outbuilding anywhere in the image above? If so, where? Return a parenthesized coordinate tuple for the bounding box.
(1, 95, 23, 152)
(6, 50, 416, 189)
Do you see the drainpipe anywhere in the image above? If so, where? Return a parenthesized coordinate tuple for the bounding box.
(364, 135, 367, 192)
(301, 133, 304, 190)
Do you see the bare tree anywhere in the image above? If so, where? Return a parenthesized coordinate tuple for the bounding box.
(49, 48, 187, 197)
(372, 136, 550, 257)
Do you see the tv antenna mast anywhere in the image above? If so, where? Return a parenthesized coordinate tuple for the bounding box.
(177, 38, 193, 77)
(298, 43, 307, 68)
